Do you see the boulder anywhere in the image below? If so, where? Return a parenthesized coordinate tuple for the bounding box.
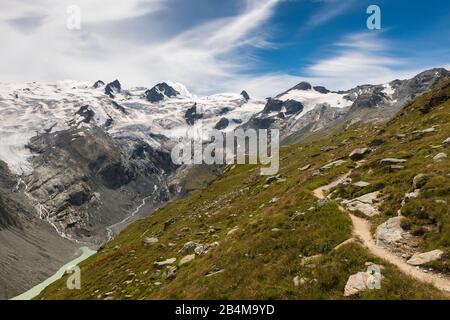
(412, 127, 436, 135)
(344, 264, 382, 296)
(320, 159, 346, 171)
(412, 173, 431, 189)
(183, 241, 203, 254)
(379, 158, 407, 165)
(433, 152, 447, 161)
(349, 148, 370, 161)
(342, 191, 381, 217)
(179, 254, 196, 266)
(376, 217, 404, 247)
(164, 266, 177, 280)
(299, 164, 311, 171)
(154, 258, 176, 267)
(443, 137, 450, 146)
(143, 237, 159, 245)
(407, 249, 444, 266)
(353, 181, 370, 188)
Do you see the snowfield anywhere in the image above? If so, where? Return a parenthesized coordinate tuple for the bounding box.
(0, 81, 265, 175)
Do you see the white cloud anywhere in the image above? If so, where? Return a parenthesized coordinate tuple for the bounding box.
(307, 0, 356, 28)
(0, 0, 280, 96)
(303, 32, 421, 89)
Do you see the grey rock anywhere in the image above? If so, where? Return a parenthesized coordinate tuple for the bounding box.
(349, 148, 370, 161)
(379, 158, 407, 165)
(154, 258, 176, 267)
(143, 237, 159, 245)
(376, 217, 404, 247)
(412, 173, 431, 189)
(433, 152, 447, 161)
(320, 159, 346, 171)
(179, 254, 196, 266)
(407, 250, 444, 266)
(443, 137, 450, 145)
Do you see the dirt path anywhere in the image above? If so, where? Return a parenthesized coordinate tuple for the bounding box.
(313, 171, 450, 294)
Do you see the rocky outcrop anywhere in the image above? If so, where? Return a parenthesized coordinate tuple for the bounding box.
(240, 90, 250, 101)
(214, 117, 229, 130)
(342, 191, 381, 217)
(376, 217, 405, 247)
(105, 80, 121, 97)
(24, 126, 175, 242)
(93, 80, 105, 88)
(185, 103, 203, 125)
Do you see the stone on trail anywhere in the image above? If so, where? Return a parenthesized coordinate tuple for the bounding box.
(376, 217, 405, 247)
(407, 250, 444, 266)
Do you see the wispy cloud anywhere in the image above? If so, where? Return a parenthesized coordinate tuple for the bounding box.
(0, 0, 280, 95)
(303, 32, 419, 89)
(306, 0, 357, 28)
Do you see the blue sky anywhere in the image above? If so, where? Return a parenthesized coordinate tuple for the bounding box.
(0, 0, 449, 97)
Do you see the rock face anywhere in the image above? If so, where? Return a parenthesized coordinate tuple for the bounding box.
(105, 80, 121, 97)
(24, 126, 175, 242)
(407, 250, 444, 266)
(185, 103, 203, 125)
(376, 217, 405, 247)
(240, 90, 250, 101)
(145, 82, 180, 103)
(0, 161, 78, 299)
(344, 264, 382, 296)
(214, 117, 229, 130)
(349, 148, 370, 161)
(313, 86, 330, 94)
(93, 80, 105, 88)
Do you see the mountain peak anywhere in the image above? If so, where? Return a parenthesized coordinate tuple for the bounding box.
(241, 90, 250, 101)
(105, 80, 121, 98)
(145, 82, 180, 103)
(93, 80, 105, 88)
(292, 82, 312, 91)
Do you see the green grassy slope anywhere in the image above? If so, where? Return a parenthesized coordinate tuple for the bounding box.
(38, 79, 450, 300)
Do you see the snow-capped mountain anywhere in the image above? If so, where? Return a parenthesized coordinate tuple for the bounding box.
(0, 68, 448, 299)
(245, 68, 450, 142)
(0, 80, 264, 176)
